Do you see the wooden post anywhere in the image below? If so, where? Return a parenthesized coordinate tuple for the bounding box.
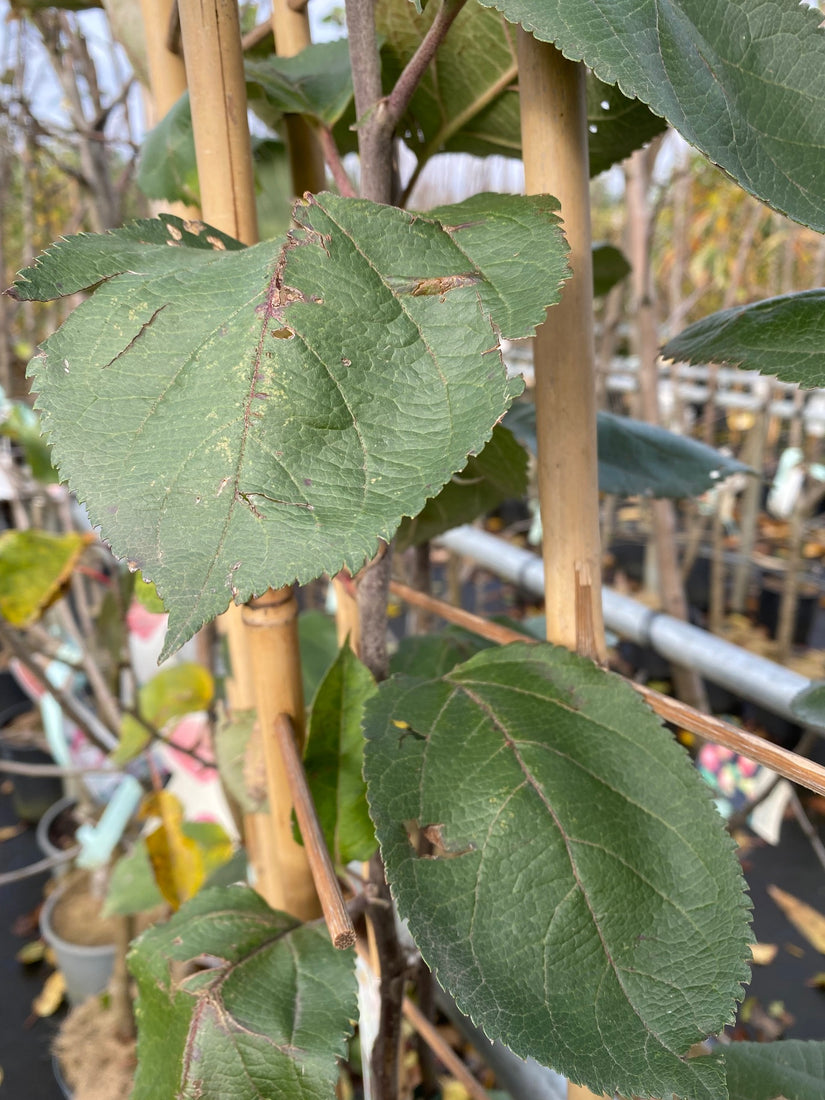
(517, 32, 605, 664)
(177, 0, 318, 919)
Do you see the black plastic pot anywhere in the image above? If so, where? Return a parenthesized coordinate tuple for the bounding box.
(0, 672, 63, 824)
(757, 577, 818, 648)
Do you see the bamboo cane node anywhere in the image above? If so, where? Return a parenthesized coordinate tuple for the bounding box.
(242, 586, 299, 628)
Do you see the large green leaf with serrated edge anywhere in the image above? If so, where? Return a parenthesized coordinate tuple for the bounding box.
(303, 643, 377, 864)
(378, 0, 664, 174)
(137, 92, 199, 206)
(363, 642, 752, 1100)
(724, 1040, 825, 1100)
(17, 192, 567, 657)
(128, 884, 356, 1100)
(663, 290, 825, 388)
(478, 0, 825, 231)
(395, 425, 528, 551)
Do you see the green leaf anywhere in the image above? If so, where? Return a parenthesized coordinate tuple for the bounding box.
(129, 884, 356, 1100)
(110, 714, 151, 766)
(299, 610, 340, 706)
(21, 193, 566, 655)
(591, 243, 630, 298)
(104, 840, 164, 917)
(724, 1040, 825, 1100)
(377, 0, 665, 173)
(505, 403, 749, 498)
(244, 39, 354, 129)
(597, 411, 752, 497)
(182, 821, 234, 878)
(395, 425, 528, 551)
(0, 402, 58, 483)
(363, 643, 751, 1100)
(662, 289, 825, 388)
(133, 574, 166, 614)
(477, 0, 825, 230)
(390, 628, 494, 679)
(303, 644, 377, 864)
(137, 92, 199, 206)
(790, 681, 825, 732)
(0, 529, 93, 626)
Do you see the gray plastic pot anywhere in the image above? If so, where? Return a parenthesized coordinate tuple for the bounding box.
(40, 879, 116, 1007)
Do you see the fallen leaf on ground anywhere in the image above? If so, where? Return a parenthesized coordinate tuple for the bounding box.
(749, 942, 778, 965)
(768, 885, 825, 953)
(32, 970, 66, 1017)
(0, 823, 24, 842)
(16, 940, 46, 965)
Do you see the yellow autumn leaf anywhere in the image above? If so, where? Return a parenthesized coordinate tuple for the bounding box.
(0, 530, 94, 626)
(32, 970, 66, 1017)
(16, 940, 46, 965)
(140, 790, 204, 910)
(768, 884, 825, 953)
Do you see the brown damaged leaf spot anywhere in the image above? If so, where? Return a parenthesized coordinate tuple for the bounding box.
(409, 273, 481, 297)
(403, 819, 476, 860)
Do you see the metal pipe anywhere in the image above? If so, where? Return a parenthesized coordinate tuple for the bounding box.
(438, 526, 811, 722)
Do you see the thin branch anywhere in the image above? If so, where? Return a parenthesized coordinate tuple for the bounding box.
(383, 0, 467, 131)
(344, 0, 391, 203)
(0, 847, 79, 887)
(388, 581, 825, 800)
(320, 126, 356, 197)
(0, 759, 120, 777)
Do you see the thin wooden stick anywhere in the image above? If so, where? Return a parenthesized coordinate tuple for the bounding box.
(402, 996, 491, 1100)
(389, 580, 825, 800)
(271, 713, 355, 949)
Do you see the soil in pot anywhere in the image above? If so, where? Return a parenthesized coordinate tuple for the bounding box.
(53, 995, 136, 1100)
(49, 870, 119, 948)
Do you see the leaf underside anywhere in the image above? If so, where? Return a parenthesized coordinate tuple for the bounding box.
(20, 192, 568, 656)
(129, 885, 356, 1100)
(663, 289, 825, 389)
(363, 643, 752, 1100)
(480, 0, 825, 231)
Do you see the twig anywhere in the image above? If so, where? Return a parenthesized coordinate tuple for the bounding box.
(367, 851, 408, 1100)
(383, 0, 467, 131)
(0, 847, 79, 887)
(789, 789, 825, 874)
(320, 126, 356, 197)
(388, 581, 825, 799)
(271, 713, 355, 949)
(402, 995, 491, 1100)
(0, 759, 120, 778)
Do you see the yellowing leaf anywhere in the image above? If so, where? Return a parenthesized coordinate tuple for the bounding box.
(140, 790, 204, 910)
(0, 530, 94, 626)
(139, 663, 214, 730)
(32, 970, 66, 1017)
(768, 885, 825, 953)
(183, 820, 234, 877)
(16, 940, 46, 965)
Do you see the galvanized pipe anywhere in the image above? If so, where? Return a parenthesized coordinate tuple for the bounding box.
(438, 525, 811, 722)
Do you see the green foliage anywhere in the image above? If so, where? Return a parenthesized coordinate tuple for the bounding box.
(390, 628, 494, 678)
(112, 662, 214, 765)
(790, 681, 825, 731)
(299, 610, 340, 705)
(395, 425, 528, 551)
(504, 402, 748, 497)
(19, 194, 567, 657)
(137, 93, 199, 207)
(129, 885, 356, 1100)
(591, 242, 630, 298)
(303, 644, 377, 863)
(663, 289, 825, 387)
(245, 39, 354, 129)
(378, 0, 665, 175)
(0, 401, 58, 483)
(724, 1040, 825, 1100)
(475, 0, 825, 231)
(363, 642, 751, 1100)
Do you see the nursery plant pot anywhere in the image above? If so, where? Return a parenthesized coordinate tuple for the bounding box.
(40, 872, 117, 1007)
(757, 576, 819, 648)
(52, 1054, 73, 1100)
(36, 796, 79, 877)
(0, 677, 63, 823)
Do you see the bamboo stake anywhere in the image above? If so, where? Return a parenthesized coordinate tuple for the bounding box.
(389, 580, 825, 800)
(272, 713, 355, 947)
(270, 0, 326, 195)
(178, 0, 317, 919)
(517, 33, 605, 664)
(139, 0, 196, 223)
